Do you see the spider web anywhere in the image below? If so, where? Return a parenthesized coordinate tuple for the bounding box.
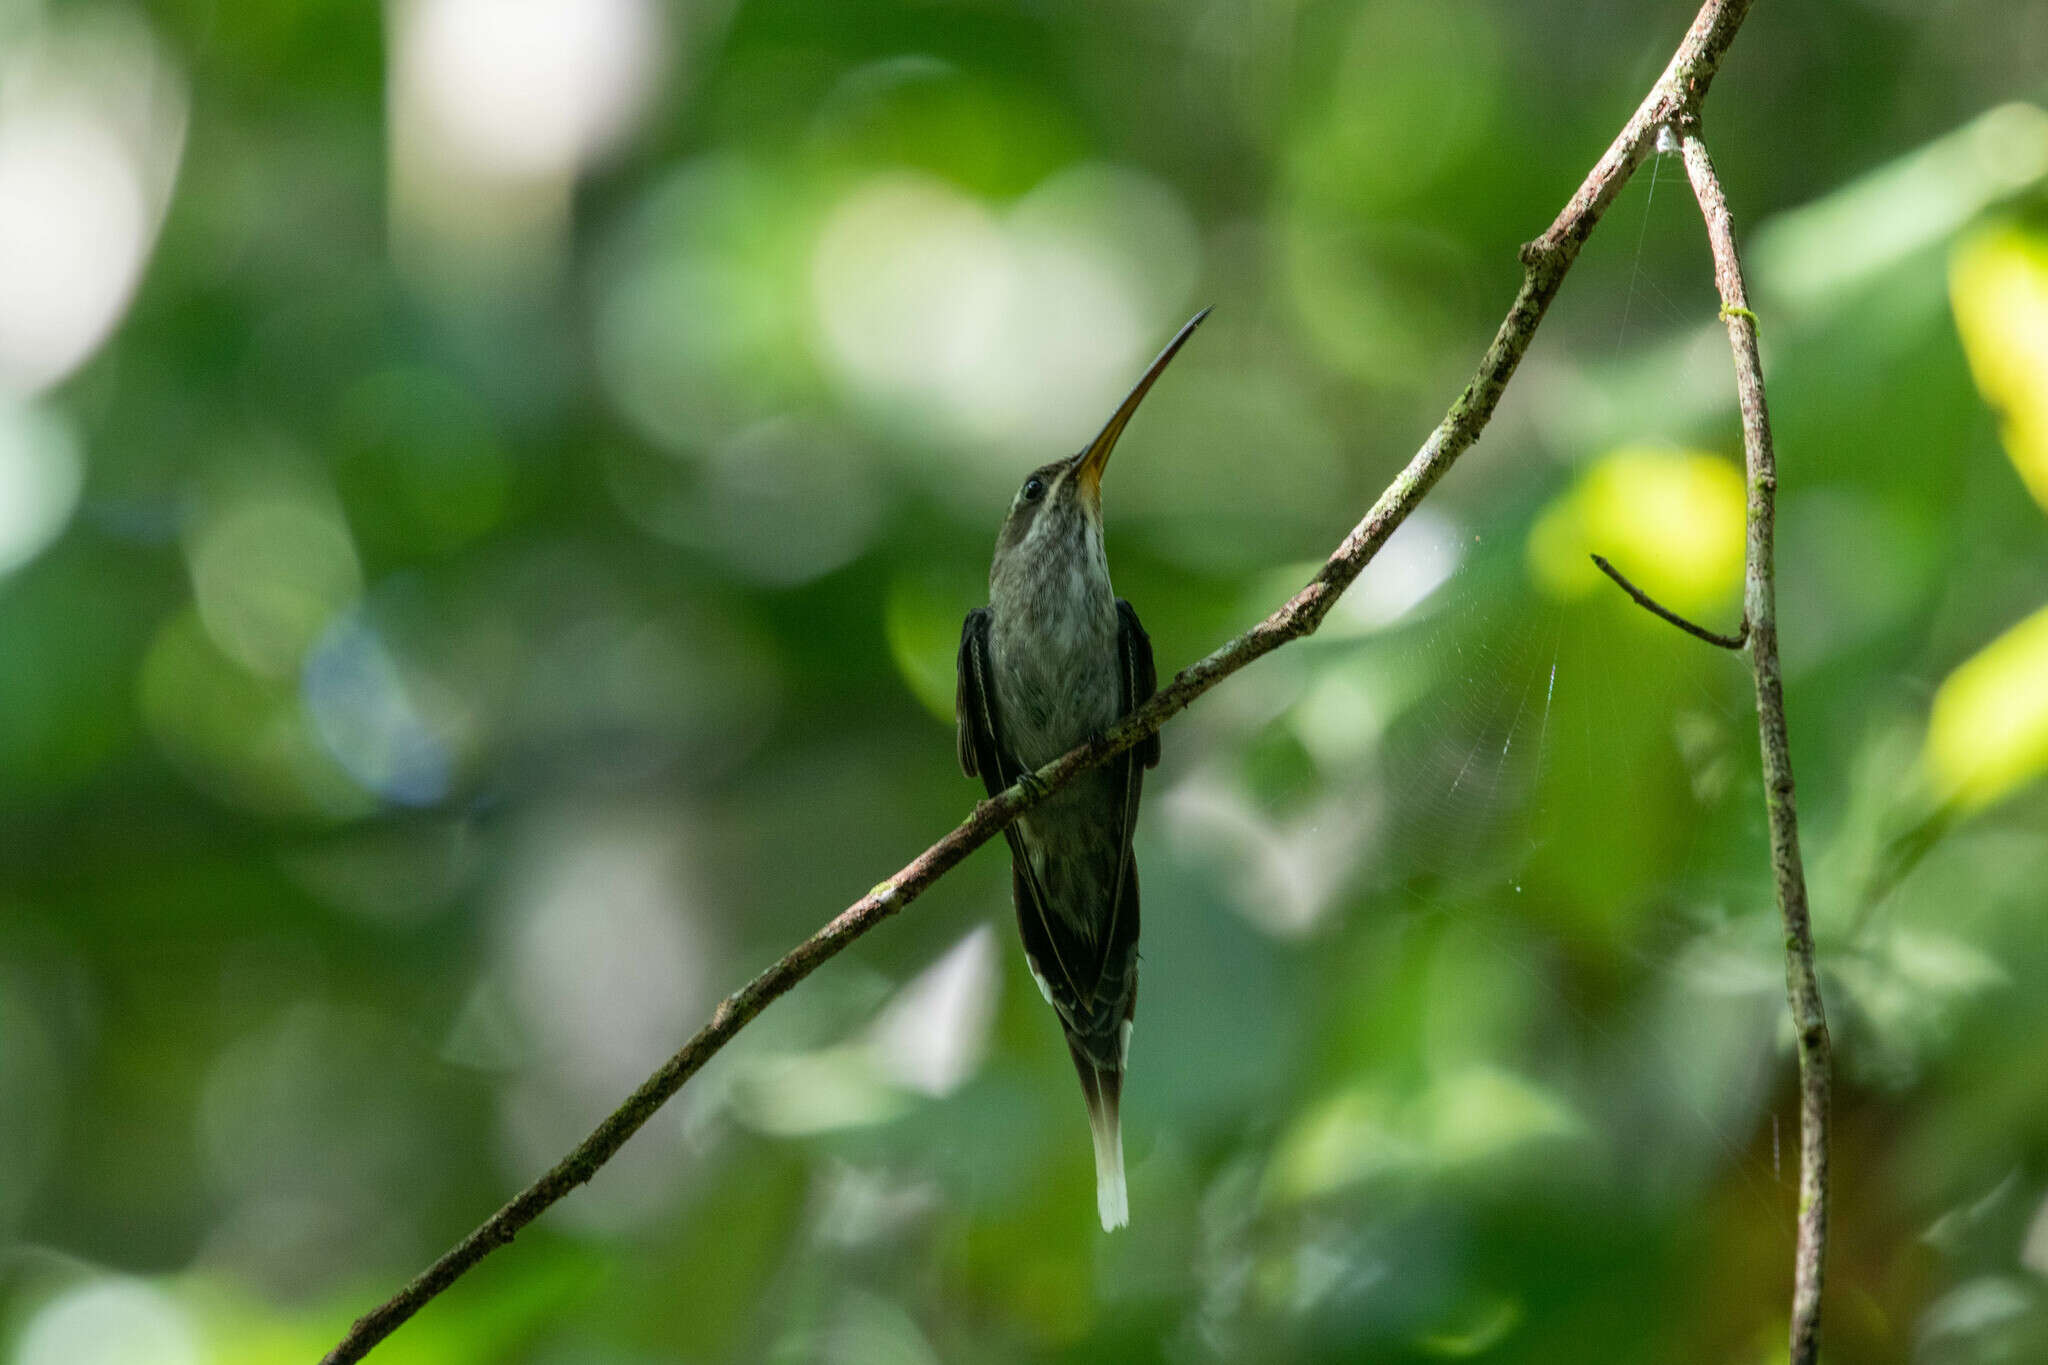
(1245, 149, 1792, 1232)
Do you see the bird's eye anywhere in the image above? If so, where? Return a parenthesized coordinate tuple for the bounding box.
(1021, 476, 1046, 502)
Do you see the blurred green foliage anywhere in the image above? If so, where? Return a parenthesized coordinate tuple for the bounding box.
(3, 1, 2048, 1362)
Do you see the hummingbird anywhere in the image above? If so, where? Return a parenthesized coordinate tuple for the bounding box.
(955, 309, 1207, 1230)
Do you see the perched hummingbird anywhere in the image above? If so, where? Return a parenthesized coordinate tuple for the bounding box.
(955, 309, 1207, 1230)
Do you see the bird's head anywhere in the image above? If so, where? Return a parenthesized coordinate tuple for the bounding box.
(991, 309, 1209, 571)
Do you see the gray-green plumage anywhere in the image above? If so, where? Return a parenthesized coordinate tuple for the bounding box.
(955, 311, 1203, 1230)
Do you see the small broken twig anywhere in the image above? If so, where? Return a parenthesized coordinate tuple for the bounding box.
(1590, 552, 1749, 648)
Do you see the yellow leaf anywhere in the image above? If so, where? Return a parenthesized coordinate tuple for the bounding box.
(1926, 601, 2048, 808)
(1951, 224, 2048, 513)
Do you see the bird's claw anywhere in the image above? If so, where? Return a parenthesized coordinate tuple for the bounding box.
(1016, 771, 1050, 803)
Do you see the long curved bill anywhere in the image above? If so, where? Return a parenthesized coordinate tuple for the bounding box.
(1074, 307, 1210, 499)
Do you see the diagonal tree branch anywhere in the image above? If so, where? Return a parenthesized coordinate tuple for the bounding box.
(1677, 123, 1833, 1365)
(320, 2, 1763, 1359)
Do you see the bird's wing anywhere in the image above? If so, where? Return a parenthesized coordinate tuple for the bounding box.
(1118, 599, 1160, 771)
(956, 607, 1004, 790)
(957, 608, 1086, 1003)
(1067, 598, 1159, 1023)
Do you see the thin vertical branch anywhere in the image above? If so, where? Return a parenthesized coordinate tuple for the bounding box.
(1679, 125, 1832, 1365)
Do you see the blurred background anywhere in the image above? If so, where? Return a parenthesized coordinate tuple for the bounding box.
(2, 0, 2047, 1360)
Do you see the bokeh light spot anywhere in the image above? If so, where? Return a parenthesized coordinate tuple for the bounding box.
(869, 924, 999, 1098)
(1951, 222, 2048, 512)
(593, 155, 817, 450)
(813, 173, 1017, 427)
(1925, 601, 2048, 809)
(14, 1279, 200, 1365)
(812, 164, 1197, 460)
(0, 11, 184, 396)
(1527, 446, 1746, 616)
(187, 493, 363, 680)
(0, 114, 144, 395)
(139, 607, 371, 820)
(1418, 1065, 1584, 1168)
(731, 1047, 905, 1138)
(1267, 1085, 1413, 1202)
(303, 613, 459, 807)
(1416, 1295, 1524, 1358)
(1325, 506, 1463, 635)
(0, 401, 83, 577)
(610, 417, 883, 586)
(1754, 102, 2048, 315)
(388, 0, 662, 278)
(396, 0, 659, 181)
(502, 809, 706, 1094)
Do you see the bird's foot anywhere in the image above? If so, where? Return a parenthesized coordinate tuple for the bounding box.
(1016, 770, 1050, 803)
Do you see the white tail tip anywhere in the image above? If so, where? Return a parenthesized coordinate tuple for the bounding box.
(1089, 1105, 1128, 1231)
